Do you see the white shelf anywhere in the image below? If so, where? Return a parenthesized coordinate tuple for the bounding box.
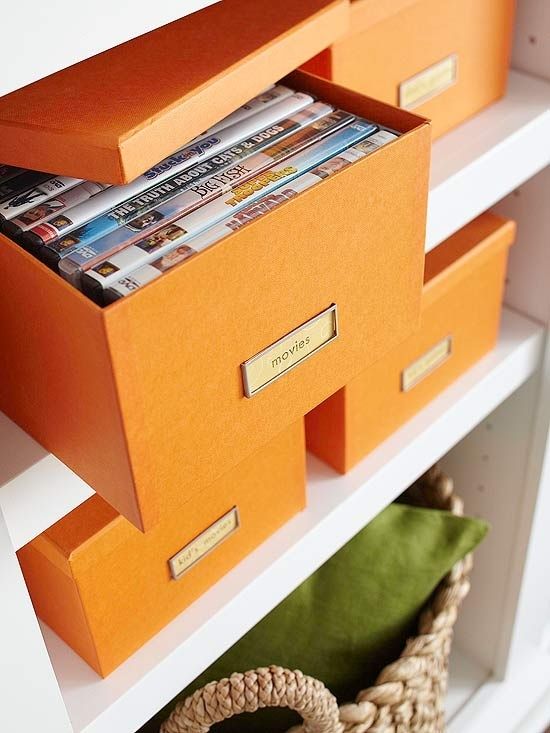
(446, 646, 489, 722)
(427, 69, 550, 252)
(0, 416, 94, 551)
(448, 645, 550, 733)
(0, 1, 219, 97)
(40, 307, 543, 733)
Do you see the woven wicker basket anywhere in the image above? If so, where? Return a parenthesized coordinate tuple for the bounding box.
(161, 465, 472, 733)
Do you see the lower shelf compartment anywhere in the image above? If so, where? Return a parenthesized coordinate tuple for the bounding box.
(36, 306, 543, 733)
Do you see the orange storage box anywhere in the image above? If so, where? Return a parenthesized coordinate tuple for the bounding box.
(0, 0, 349, 184)
(306, 212, 516, 472)
(0, 71, 430, 531)
(18, 420, 306, 677)
(303, 0, 515, 139)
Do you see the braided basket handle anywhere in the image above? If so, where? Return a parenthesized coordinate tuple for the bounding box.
(160, 665, 341, 733)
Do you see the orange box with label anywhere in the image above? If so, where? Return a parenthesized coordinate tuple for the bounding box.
(302, 0, 515, 139)
(306, 213, 516, 472)
(0, 70, 430, 531)
(17, 421, 305, 677)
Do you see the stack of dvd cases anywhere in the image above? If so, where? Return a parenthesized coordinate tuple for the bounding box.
(0, 83, 399, 306)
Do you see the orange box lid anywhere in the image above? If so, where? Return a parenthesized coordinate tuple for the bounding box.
(422, 212, 516, 310)
(0, 0, 348, 185)
(349, 0, 420, 33)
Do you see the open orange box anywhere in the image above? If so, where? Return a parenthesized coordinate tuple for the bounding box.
(302, 0, 516, 139)
(0, 70, 430, 531)
(18, 421, 306, 677)
(306, 212, 516, 472)
(0, 0, 349, 184)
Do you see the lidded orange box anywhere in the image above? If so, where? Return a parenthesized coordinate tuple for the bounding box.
(0, 70, 430, 531)
(18, 420, 306, 677)
(302, 0, 516, 139)
(306, 213, 516, 472)
(0, 0, 349, 184)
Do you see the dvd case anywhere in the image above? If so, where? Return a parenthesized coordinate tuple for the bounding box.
(60, 107, 353, 284)
(0, 171, 52, 205)
(197, 84, 293, 137)
(54, 101, 334, 261)
(104, 131, 399, 302)
(0, 176, 82, 224)
(0, 165, 25, 186)
(23, 92, 314, 253)
(3, 182, 110, 242)
(82, 118, 379, 302)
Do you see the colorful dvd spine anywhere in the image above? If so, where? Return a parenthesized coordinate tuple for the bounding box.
(3, 182, 110, 242)
(104, 130, 399, 303)
(0, 171, 52, 204)
(82, 118, 378, 303)
(0, 165, 25, 185)
(0, 176, 82, 224)
(55, 101, 335, 265)
(60, 106, 352, 284)
(23, 92, 314, 253)
(198, 84, 293, 137)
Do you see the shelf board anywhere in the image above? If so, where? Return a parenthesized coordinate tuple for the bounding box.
(39, 307, 544, 733)
(446, 646, 489, 722)
(448, 645, 550, 733)
(427, 69, 550, 252)
(0, 417, 94, 550)
(0, 1, 219, 97)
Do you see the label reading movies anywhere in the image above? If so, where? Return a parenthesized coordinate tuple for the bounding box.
(241, 304, 338, 398)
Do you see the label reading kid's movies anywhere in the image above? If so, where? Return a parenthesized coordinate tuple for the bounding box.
(168, 507, 240, 580)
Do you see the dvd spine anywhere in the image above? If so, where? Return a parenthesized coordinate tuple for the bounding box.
(0, 176, 82, 223)
(0, 165, 25, 186)
(60, 106, 352, 284)
(3, 182, 109, 242)
(198, 84, 293, 137)
(83, 118, 379, 303)
(23, 92, 314, 253)
(104, 130, 399, 302)
(0, 171, 52, 204)
(55, 101, 335, 263)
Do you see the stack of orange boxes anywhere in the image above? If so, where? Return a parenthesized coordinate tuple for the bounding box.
(2, 0, 517, 681)
(0, 0, 435, 676)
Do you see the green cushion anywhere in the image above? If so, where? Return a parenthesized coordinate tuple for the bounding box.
(141, 502, 488, 733)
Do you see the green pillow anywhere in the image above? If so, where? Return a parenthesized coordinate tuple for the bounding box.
(141, 502, 488, 733)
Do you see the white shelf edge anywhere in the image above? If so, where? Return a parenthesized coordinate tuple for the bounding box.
(0, 1, 219, 97)
(446, 646, 490, 721)
(40, 307, 544, 733)
(448, 645, 550, 733)
(427, 69, 550, 252)
(0, 420, 94, 551)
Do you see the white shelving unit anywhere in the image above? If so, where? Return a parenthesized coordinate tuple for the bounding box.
(2, 3, 550, 732)
(0, 0, 219, 97)
(35, 308, 542, 733)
